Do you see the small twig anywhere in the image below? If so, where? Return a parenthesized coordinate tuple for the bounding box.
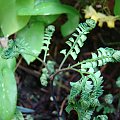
(59, 98, 67, 116)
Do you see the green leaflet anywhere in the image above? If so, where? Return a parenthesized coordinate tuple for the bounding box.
(0, 48, 17, 120)
(0, 0, 34, 36)
(112, 51, 120, 62)
(16, 22, 44, 64)
(0, 68, 17, 120)
(18, 2, 80, 37)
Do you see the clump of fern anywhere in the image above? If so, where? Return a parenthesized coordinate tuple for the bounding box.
(66, 47, 120, 120)
(1, 19, 120, 120)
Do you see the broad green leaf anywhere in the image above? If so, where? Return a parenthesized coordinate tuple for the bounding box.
(0, 68, 17, 120)
(6, 58, 16, 71)
(18, 2, 80, 36)
(16, 22, 44, 64)
(30, 15, 60, 25)
(35, 0, 60, 5)
(0, 0, 34, 36)
(114, 0, 120, 16)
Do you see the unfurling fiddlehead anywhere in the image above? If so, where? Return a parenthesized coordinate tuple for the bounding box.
(40, 60, 56, 86)
(59, 19, 96, 69)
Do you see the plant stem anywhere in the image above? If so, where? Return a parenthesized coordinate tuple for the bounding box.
(59, 36, 82, 70)
(43, 44, 49, 63)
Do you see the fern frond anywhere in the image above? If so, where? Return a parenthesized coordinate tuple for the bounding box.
(81, 47, 116, 69)
(67, 47, 120, 119)
(66, 69, 104, 120)
(60, 19, 96, 60)
(42, 25, 55, 62)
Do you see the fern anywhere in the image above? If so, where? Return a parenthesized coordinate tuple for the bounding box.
(66, 47, 120, 120)
(42, 25, 55, 62)
(66, 69, 103, 120)
(71, 47, 120, 71)
(59, 19, 96, 69)
(60, 19, 96, 60)
(1, 19, 120, 120)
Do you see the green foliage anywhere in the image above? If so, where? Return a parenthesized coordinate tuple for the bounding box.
(18, 1, 80, 37)
(0, 55, 17, 120)
(96, 103, 115, 115)
(0, 0, 33, 36)
(60, 19, 96, 60)
(114, 0, 120, 16)
(66, 70, 103, 120)
(66, 46, 120, 119)
(0, 0, 80, 64)
(16, 22, 44, 64)
(81, 47, 116, 70)
(0, 0, 79, 37)
(1, 18, 120, 120)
